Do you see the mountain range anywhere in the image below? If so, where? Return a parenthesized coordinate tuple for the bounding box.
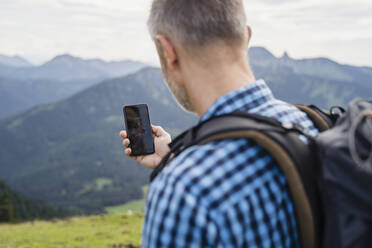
(0, 47, 371, 214)
(0, 54, 146, 81)
(0, 67, 197, 213)
(248, 47, 372, 107)
(0, 54, 146, 119)
(0, 55, 32, 68)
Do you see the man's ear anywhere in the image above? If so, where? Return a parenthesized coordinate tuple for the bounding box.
(155, 35, 178, 71)
(247, 25, 252, 45)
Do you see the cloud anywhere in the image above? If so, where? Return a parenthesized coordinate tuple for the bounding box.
(244, 0, 372, 66)
(58, 0, 99, 9)
(0, 0, 371, 67)
(255, 0, 297, 5)
(0, 0, 19, 5)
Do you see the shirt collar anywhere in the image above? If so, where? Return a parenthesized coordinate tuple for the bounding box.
(200, 79, 275, 122)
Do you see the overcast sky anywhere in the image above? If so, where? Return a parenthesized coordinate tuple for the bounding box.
(1, 0, 371, 66)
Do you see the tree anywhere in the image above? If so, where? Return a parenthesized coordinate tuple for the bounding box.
(0, 188, 14, 223)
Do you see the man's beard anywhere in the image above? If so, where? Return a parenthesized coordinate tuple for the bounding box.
(156, 44, 195, 112)
(164, 73, 195, 113)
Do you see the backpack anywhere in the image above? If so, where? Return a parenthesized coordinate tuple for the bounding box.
(150, 99, 372, 248)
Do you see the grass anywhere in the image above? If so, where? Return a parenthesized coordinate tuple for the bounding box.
(105, 199, 145, 214)
(0, 213, 143, 248)
(0, 186, 149, 247)
(105, 186, 147, 214)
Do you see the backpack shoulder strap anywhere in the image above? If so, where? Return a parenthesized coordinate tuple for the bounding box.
(295, 104, 342, 131)
(151, 112, 320, 248)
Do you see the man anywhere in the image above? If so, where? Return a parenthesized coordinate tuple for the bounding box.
(120, 0, 318, 247)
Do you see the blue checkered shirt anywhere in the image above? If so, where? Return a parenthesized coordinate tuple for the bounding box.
(142, 80, 319, 248)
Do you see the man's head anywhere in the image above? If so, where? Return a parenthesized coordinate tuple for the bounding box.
(148, 0, 251, 112)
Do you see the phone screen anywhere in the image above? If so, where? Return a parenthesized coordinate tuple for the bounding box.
(123, 104, 155, 156)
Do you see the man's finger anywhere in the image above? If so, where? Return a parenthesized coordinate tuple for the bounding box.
(122, 139, 130, 148)
(151, 125, 159, 133)
(125, 148, 132, 156)
(125, 149, 143, 164)
(120, 130, 127, 139)
(135, 156, 145, 163)
(152, 125, 166, 137)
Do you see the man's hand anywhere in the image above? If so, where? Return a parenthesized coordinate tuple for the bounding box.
(120, 125, 171, 170)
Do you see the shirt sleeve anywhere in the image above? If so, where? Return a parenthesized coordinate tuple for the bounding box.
(141, 176, 219, 248)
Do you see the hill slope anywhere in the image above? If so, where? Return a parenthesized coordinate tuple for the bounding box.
(0, 47, 371, 214)
(0, 77, 99, 119)
(0, 55, 146, 119)
(249, 47, 372, 108)
(0, 180, 72, 222)
(0, 67, 197, 213)
(249, 47, 372, 89)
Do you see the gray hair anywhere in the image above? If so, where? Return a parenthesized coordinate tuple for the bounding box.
(148, 0, 248, 49)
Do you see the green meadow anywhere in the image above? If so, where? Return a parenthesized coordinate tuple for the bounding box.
(0, 213, 144, 248)
(105, 186, 147, 215)
(0, 191, 147, 248)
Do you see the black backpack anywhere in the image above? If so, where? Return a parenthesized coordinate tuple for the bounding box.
(150, 99, 372, 248)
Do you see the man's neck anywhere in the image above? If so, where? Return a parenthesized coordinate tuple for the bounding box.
(185, 60, 256, 118)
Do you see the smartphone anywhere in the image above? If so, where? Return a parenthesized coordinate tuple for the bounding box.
(123, 104, 155, 156)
